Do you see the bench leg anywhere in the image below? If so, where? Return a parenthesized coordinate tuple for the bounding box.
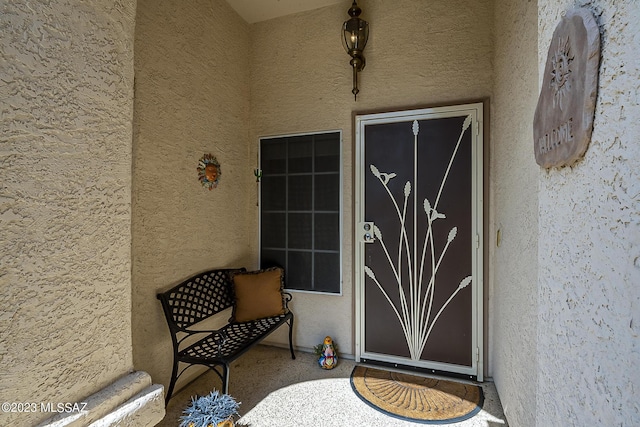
(288, 315, 296, 360)
(222, 363, 229, 394)
(165, 360, 179, 406)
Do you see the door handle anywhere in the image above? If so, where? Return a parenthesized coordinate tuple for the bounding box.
(360, 222, 375, 243)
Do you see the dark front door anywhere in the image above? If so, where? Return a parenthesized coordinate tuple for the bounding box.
(355, 103, 484, 380)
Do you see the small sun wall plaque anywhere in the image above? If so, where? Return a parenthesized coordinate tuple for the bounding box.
(197, 153, 221, 190)
(534, 8, 600, 169)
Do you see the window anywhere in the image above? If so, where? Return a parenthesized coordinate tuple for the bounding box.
(259, 131, 342, 294)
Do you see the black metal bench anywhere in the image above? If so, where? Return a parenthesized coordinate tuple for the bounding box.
(157, 268, 295, 405)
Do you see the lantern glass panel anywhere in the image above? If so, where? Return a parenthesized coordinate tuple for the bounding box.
(342, 19, 369, 52)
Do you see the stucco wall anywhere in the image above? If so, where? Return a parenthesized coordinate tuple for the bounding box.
(0, 0, 136, 425)
(132, 0, 252, 393)
(537, 1, 640, 425)
(490, 1, 539, 426)
(249, 0, 494, 355)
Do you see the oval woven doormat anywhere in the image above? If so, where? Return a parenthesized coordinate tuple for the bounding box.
(350, 366, 483, 424)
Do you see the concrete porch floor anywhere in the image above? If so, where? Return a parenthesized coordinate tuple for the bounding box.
(158, 345, 508, 427)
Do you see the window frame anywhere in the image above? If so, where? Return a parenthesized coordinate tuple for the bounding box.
(258, 130, 343, 296)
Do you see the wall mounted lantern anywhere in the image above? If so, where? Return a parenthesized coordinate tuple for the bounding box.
(342, 0, 369, 100)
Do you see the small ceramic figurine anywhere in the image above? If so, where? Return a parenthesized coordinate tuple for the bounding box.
(318, 336, 338, 370)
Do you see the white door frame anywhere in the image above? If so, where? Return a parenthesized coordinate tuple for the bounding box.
(354, 102, 484, 381)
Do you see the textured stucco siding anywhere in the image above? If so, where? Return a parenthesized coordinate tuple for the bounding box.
(537, 1, 640, 425)
(249, 0, 494, 355)
(0, 0, 136, 425)
(132, 0, 251, 394)
(490, 1, 539, 426)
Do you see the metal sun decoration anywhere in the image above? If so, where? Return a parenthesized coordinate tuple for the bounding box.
(197, 153, 221, 190)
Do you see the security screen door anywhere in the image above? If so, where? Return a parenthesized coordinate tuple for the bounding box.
(355, 103, 484, 380)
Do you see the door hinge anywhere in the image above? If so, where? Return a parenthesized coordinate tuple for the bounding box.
(475, 347, 480, 362)
(474, 234, 480, 249)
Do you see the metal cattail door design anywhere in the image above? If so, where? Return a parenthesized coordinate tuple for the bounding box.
(355, 104, 484, 380)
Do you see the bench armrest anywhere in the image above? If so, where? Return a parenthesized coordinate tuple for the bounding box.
(283, 292, 293, 310)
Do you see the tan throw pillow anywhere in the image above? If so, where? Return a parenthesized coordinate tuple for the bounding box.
(231, 267, 286, 322)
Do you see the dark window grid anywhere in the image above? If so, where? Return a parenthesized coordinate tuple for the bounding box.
(260, 133, 341, 293)
(260, 248, 340, 254)
(295, 135, 313, 289)
(261, 210, 339, 214)
(261, 171, 339, 177)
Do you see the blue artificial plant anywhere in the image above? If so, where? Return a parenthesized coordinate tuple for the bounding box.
(179, 390, 240, 427)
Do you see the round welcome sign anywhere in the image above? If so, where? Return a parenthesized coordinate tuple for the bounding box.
(534, 8, 600, 169)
